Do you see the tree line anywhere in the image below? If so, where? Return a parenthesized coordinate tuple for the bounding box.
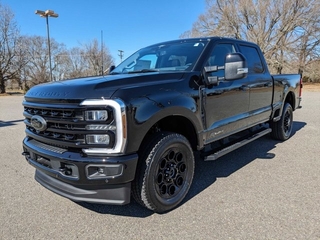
(1, 0, 320, 93)
(0, 3, 114, 93)
(181, 0, 320, 82)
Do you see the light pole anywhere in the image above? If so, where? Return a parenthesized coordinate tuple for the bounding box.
(35, 10, 58, 82)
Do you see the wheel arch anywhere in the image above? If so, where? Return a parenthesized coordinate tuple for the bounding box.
(144, 115, 199, 151)
(284, 90, 296, 109)
(272, 90, 296, 122)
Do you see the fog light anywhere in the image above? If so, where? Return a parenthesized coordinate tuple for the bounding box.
(85, 110, 108, 121)
(86, 164, 123, 179)
(86, 134, 110, 145)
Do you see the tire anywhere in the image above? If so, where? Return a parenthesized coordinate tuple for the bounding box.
(270, 103, 293, 141)
(132, 132, 194, 213)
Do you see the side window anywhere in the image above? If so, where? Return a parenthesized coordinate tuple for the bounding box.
(207, 43, 236, 66)
(136, 54, 158, 69)
(239, 45, 264, 73)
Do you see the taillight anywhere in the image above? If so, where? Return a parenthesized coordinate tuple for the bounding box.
(299, 76, 303, 97)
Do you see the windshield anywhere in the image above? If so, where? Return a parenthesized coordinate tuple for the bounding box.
(111, 40, 207, 74)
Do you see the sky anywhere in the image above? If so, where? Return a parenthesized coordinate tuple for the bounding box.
(3, 0, 206, 65)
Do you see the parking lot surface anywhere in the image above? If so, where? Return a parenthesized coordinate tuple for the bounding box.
(0, 92, 319, 239)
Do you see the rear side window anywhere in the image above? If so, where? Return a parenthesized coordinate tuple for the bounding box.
(239, 45, 264, 73)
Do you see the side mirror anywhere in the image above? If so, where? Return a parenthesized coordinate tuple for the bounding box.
(203, 65, 225, 85)
(108, 65, 116, 74)
(225, 53, 248, 80)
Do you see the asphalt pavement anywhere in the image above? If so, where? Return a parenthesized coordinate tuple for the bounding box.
(0, 92, 319, 239)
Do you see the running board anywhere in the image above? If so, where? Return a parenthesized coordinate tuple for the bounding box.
(204, 128, 272, 161)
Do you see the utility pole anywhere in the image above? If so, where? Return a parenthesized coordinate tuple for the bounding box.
(118, 50, 124, 62)
(101, 30, 104, 75)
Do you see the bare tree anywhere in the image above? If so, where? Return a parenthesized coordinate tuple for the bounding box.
(0, 3, 22, 93)
(14, 36, 30, 90)
(81, 39, 114, 76)
(24, 35, 65, 86)
(182, 0, 320, 78)
(54, 39, 114, 80)
(292, 21, 320, 77)
(0, 4, 115, 90)
(55, 47, 91, 79)
(54, 39, 115, 80)
(56, 47, 87, 79)
(22, 37, 114, 85)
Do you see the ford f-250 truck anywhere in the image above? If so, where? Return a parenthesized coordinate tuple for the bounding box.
(22, 37, 302, 213)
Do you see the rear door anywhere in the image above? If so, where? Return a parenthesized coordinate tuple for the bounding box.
(238, 44, 273, 126)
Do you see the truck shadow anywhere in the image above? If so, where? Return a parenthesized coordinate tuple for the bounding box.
(77, 121, 306, 217)
(0, 119, 24, 128)
(183, 121, 306, 204)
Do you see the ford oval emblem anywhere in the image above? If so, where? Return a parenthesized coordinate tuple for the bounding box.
(31, 115, 47, 131)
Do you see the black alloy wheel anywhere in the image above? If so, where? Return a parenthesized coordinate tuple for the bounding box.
(271, 103, 293, 141)
(132, 132, 194, 213)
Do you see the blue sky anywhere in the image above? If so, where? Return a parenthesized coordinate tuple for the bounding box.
(3, 0, 205, 65)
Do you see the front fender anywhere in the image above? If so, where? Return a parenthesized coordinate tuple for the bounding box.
(125, 91, 203, 153)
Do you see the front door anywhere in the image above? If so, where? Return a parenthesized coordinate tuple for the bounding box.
(203, 43, 250, 145)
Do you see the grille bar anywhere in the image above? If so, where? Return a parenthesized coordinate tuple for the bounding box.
(29, 139, 67, 154)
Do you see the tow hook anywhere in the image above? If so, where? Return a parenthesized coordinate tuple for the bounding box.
(59, 166, 72, 176)
(22, 151, 29, 156)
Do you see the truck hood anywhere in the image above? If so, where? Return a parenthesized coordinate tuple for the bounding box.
(25, 72, 185, 101)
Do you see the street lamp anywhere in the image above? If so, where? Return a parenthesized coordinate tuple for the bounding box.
(35, 10, 58, 82)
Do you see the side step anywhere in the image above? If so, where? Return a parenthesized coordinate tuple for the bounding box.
(204, 128, 272, 161)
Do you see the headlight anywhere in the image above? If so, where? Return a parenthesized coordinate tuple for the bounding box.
(85, 110, 108, 121)
(80, 98, 127, 155)
(86, 134, 110, 145)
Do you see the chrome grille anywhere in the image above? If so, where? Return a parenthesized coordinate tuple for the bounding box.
(23, 105, 86, 148)
(23, 99, 116, 152)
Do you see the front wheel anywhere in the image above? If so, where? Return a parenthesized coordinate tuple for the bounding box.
(132, 132, 194, 213)
(270, 103, 293, 140)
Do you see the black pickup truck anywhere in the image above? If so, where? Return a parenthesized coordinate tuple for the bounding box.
(22, 37, 302, 213)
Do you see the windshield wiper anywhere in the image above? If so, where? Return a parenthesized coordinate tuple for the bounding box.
(128, 69, 159, 74)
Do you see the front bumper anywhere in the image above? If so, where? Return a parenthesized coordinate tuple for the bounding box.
(22, 137, 138, 205)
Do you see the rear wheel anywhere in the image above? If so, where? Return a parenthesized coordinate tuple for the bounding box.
(132, 132, 194, 213)
(270, 103, 293, 140)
